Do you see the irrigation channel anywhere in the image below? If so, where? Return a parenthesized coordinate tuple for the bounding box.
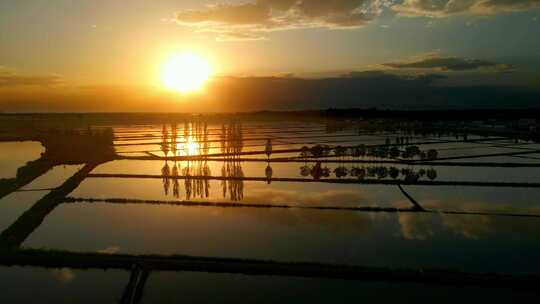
(2, 120, 540, 302)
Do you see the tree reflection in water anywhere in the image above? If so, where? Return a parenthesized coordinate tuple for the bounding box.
(161, 158, 213, 199)
(159, 121, 246, 200)
(221, 121, 244, 201)
(265, 162, 273, 184)
(299, 164, 439, 181)
(159, 121, 212, 199)
(159, 120, 441, 200)
(161, 161, 170, 196)
(172, 162, 180, 198)
(182, 160, 211, 200)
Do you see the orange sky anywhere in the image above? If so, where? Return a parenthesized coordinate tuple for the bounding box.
(1, 1, 539, 111)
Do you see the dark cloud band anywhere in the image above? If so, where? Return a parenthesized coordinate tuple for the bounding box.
(384, 55, 513, 72)
(0, 72, 62, 87)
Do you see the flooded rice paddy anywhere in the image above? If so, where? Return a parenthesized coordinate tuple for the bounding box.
(0, 141, 44, 179)
(2, 120, 540, 301)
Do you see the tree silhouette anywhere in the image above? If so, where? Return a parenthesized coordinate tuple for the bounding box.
(161, 125, 169, 157)
(265, 163, 273, 184)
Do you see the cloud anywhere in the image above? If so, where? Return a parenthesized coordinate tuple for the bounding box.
(398, 213, 435, 240)
(344, 69, 447, 83)
(1, 72, 538, 112)
(175, 1, 540, 39)
(384, 54, 513, 72)
(440, 214, 491, 239)
(399, 199, 540, 240)
(241, 187, 372, 206)
(393, 0, 540, 17)
(176, 0, 388, 41)
(0, 69, 62, 87)
(204, 70, 454, 110)
(215, 30, 269, 41)
(50, 268, 75, 283)
(98, 245, 121, 254)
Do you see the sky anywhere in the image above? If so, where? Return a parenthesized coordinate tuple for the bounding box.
(1, 0, 540, 112)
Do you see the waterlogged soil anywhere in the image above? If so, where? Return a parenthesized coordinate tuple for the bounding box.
(3, 122, 540, 301)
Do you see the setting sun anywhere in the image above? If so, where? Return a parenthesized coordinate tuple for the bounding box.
(162, 53, 212, 93)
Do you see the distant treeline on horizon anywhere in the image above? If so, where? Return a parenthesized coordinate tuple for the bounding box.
(1, 108, 540, 124)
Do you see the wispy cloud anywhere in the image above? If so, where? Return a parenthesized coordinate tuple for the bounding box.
(175, 0, 389, 41)
(214, 30, 269, 42)
(174, 1, 540, 41)
(0, 68, 62, 87)
(393, 0, 540, 17)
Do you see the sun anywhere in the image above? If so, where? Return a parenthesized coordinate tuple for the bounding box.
(161, 53, 213, 93)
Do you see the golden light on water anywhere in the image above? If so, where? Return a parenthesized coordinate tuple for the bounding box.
(161, 53, 213, 93)
(184, 139, 200, 155)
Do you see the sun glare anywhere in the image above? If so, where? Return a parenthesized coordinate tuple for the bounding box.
(185, 140, 200, 155)
(162, 53, 212, 93)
